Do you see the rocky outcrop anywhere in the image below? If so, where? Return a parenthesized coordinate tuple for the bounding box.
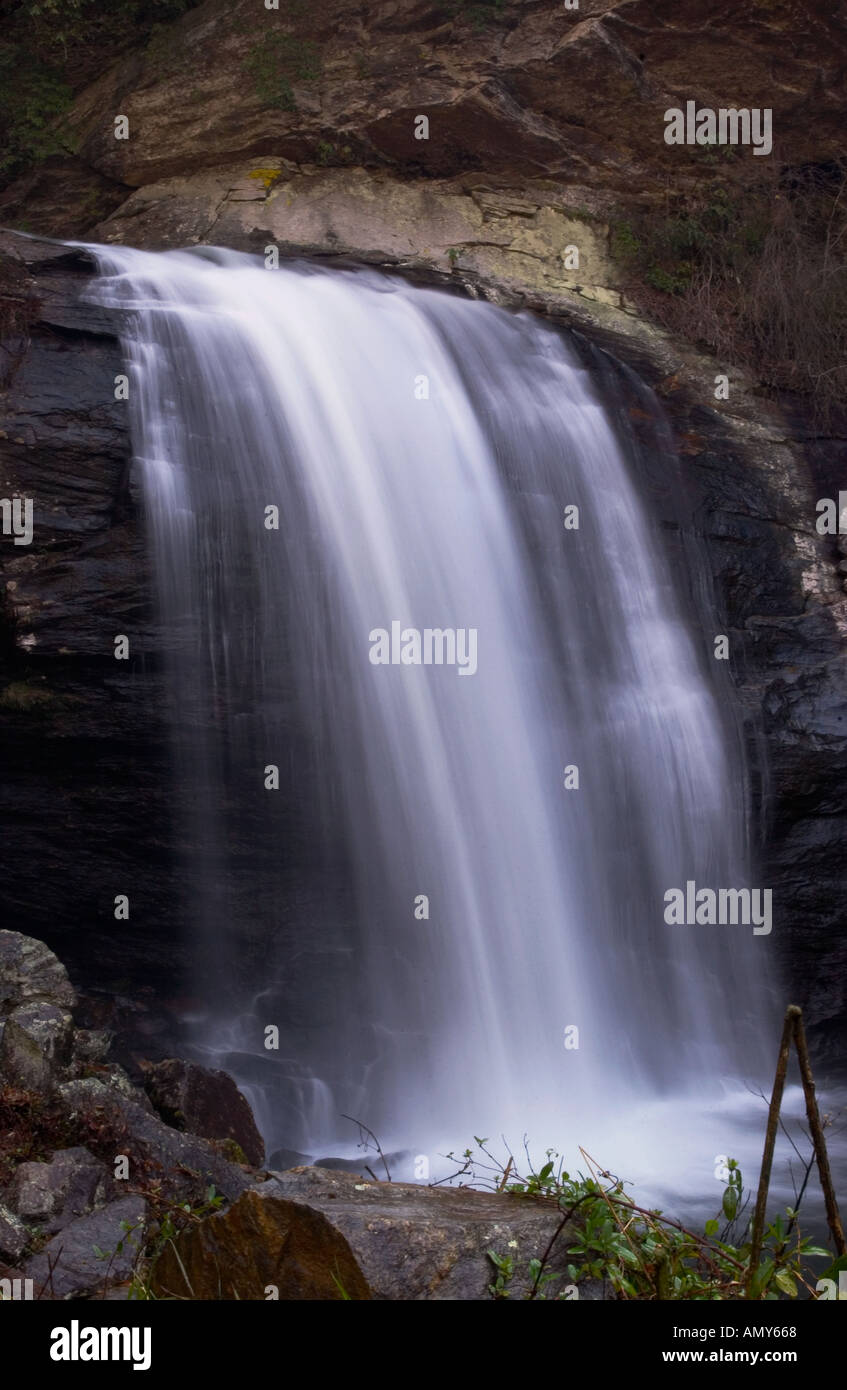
(0, 933, 265, 1296)
(256, 1165, 582, 1300)
(3, 0, 844, 236)
(142, 1058, 265, 1167)
(59, 1078, 253, 1205)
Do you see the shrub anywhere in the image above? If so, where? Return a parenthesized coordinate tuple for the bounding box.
(610, 161, 847, 426)
(443, 1137, 835, 1300)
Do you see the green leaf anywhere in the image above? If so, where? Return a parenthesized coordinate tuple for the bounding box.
(705, 1219, 719, 1237)
(722, 1188, 738, 1221)
(819, 1254, 847, 1282)
(774, 1269, 797, 1298)
(748, 1258, 774, 1299)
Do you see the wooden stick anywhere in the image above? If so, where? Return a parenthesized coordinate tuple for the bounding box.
(747, 1005, 799, 1296)
(791, 1009, 846, 1256)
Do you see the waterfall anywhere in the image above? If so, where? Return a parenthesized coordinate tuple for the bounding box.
(89, 246, 775, 1188)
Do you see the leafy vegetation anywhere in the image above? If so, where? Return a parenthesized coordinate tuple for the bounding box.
(84, 1185, 226, 1299)
(440, 1137, 837, 1300)
(314, 141, 354, 167)
(125, 1186, 225, 1299)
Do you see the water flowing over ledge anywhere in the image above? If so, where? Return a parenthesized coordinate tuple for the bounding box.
(88, 245, 779, 1197)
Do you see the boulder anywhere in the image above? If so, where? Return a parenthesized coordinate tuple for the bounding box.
(255, 1167, 582, 1300)
(0, 1002, 74, 1091)
(24, 1194, 146, 1300)
(151, 1187, 371, 1301)
(0, 1204, 28, 1264)
(153, 1165, 583, 1300)
(86, 1063, 154, 1112)
(59, 1078, 253, 1204)
(5, 1147, 112, 1233)
(72, 1029, 112, 1065)
(142, 1058, 264, 1167)
(0, 932, 76, 1015)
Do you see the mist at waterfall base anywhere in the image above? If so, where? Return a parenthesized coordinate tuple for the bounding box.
(88, 245, 835, 1222)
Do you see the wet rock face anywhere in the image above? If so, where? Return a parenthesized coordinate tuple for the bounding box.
(0, 235, 187, 1006)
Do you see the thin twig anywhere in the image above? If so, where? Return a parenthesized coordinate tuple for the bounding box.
(340, 1114, 392, 1182)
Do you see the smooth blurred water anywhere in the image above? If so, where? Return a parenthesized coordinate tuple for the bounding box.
(88, 247, 793, 1207)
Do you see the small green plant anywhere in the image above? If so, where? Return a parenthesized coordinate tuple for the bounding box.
(118, 1185, 225, 1300)
(487, 1248, 515, 1298)
(610, 219, 641, 262)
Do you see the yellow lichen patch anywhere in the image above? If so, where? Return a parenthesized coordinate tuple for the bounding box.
(248, 169, 283, 192)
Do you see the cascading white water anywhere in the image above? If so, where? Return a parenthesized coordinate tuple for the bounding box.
(89, 246, 778, 1194)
